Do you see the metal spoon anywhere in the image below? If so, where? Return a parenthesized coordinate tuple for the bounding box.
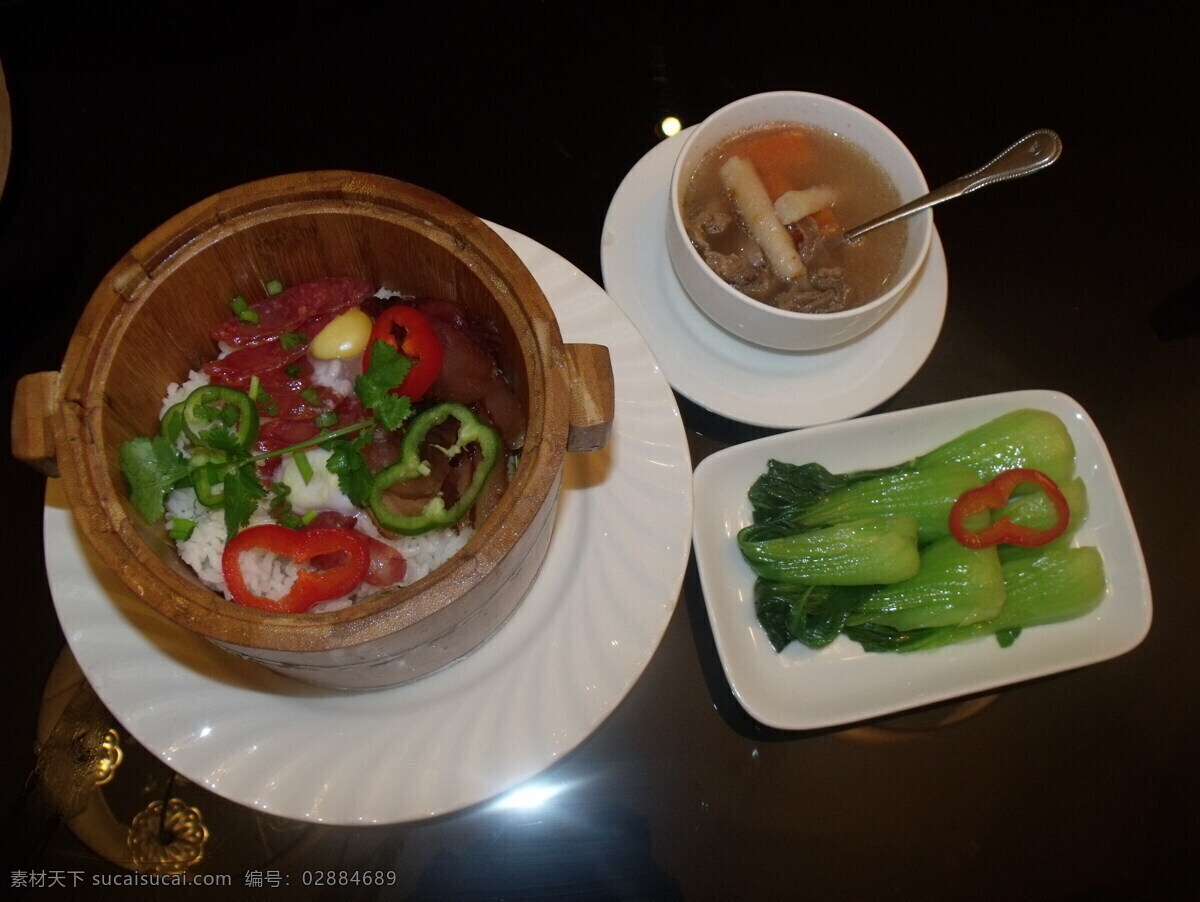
(840, 129, 1062, 243)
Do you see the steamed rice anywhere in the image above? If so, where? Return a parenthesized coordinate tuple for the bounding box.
(163, 366, 474, 613)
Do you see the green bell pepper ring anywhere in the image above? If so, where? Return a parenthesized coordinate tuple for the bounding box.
(368, 402, 502, 536)
(187, 448, 230, 508)
(180, 384, 259, 451)
(192, 464, 227, 508)
(159, 402, 185, 443)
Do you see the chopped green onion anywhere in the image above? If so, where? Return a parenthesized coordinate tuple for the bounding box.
(256, 390, 278, 417)
(300, 387, 321, 406)
(315, 410, 339, 429)
(269, 484, 302, 529)
(301, 509, 318, 525)
(292, 449, 314, 484)
(189, 447, 227, 467)
(265, 279, 285, 296)
(190, 401, 218, 423)
(168, 517, 197, 541)
(229, 295, 260, 325)
(280, 332, 306, 351)
(285, 363, 302, 378)
(248, 375, 261, 400)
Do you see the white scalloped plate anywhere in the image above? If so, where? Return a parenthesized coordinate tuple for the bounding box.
(44, 224, 694, 824)
(692, 390, 1152, 730)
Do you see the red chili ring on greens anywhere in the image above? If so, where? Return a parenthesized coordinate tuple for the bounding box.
(362, 306, 444, 401)
(948, 468, 1071, 549)
(221, 524, 370, 612)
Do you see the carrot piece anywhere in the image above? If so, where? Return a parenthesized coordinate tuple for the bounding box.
(731, 130, 813, 199)
(810, 206, 841, 235)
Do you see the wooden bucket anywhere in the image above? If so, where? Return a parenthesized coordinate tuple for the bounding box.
(12, 171, 614, 689)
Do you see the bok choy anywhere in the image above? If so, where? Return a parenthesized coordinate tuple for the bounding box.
(739, 515, 920, 586)
(739, 408, 1106, 654)
(844, 536, 1006, 632)
(845, 547, 1106, 652)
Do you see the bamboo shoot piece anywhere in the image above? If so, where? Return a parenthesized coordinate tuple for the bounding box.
(718, 155, 805, 280)
(774, 185, 837, 225)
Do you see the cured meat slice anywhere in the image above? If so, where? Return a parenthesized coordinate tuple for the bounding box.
(254, 418, 321, 454)
(203, 337, 309, 388)
(212, 277, 373, 347)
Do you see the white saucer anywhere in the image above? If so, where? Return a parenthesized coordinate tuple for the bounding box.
(44, 224, 694, 825)
(600, 127, 949, 430)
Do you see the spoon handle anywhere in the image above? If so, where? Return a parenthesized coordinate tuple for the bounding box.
(841, 129, 1062, 242)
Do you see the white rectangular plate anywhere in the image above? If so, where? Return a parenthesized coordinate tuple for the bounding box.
(691, 390, 1152, 730)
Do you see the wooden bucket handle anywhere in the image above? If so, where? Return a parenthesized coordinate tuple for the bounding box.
(563, 343, 614, 453)
(11, 371, 60, 477)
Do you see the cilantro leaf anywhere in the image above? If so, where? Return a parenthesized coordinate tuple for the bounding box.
(192, 423, 248, 455)
(120, 435, 193, 523)
(325, 437, 374, 508)
(221, 462, 267, 538)
(356, 339, 414, 431)
(373, 391, 413, 432)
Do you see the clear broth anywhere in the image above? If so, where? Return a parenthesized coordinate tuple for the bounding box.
(682, 122, 907, 313)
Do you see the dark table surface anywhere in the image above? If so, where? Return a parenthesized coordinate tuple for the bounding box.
(2, 2, 1197, 899)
